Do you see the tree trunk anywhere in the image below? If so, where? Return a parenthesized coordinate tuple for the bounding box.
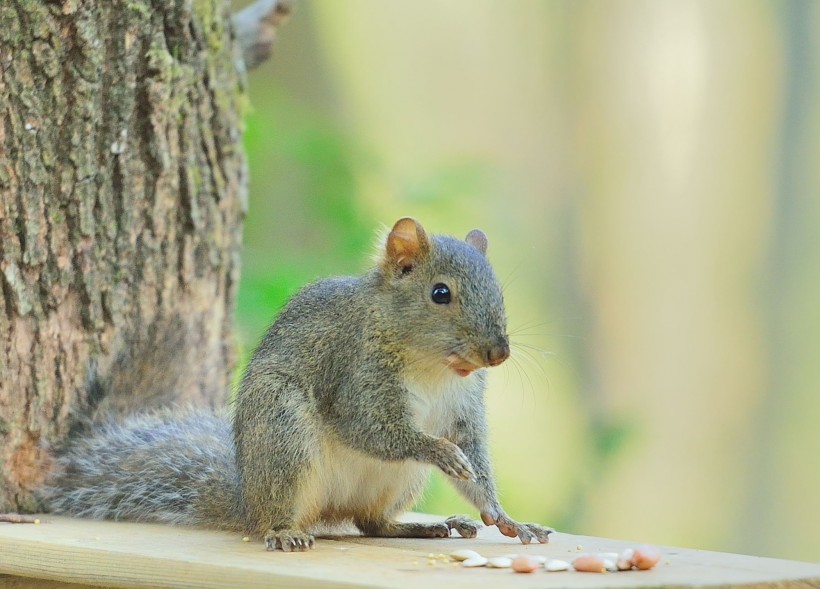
(0, 0, 247, 512)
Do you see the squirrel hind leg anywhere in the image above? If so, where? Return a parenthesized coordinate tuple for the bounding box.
(354, 517, 450, 539)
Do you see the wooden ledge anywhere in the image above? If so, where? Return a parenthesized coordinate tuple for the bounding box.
(0, 515, 818, 589)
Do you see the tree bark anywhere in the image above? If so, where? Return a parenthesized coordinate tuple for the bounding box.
(0, 0, 247, 512)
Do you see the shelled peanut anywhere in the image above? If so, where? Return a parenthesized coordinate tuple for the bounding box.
(445, 544, 663, 573)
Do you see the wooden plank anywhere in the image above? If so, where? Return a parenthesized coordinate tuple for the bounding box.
(0, 516, 818, 589)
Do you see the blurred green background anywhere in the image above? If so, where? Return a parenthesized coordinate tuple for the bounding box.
(234, 0, 820, 561)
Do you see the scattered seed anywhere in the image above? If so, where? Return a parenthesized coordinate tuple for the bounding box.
(631, 546, 661, 570)
(487, 557, 512, 568)
(573, 554, 607, 573)
(462, 556, 489, 568)
(450, 549, 482, 562)
(242, 536, 250, 542)
(511, 556, 539, 573)
(576, 544, 584, 551)
(617, 548, 635, 570)
(545, 559, 571, 572)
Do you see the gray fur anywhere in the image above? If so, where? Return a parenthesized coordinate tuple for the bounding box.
(43, 219, 552, 549)
(234, 219, 552, 548)
(44, 409, 243, 531)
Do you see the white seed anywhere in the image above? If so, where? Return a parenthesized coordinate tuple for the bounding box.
(487, 557, 512, 568)
(545, 559, 571, 572)
(604, 558, 619, 572)
(450, 549, 482, 562)
(617, 548, 634, 570)
(462, 556, 489, 568)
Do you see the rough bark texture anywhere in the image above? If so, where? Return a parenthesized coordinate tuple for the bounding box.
(0, 0, 247, 512)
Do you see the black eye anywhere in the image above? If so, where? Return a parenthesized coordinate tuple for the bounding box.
(431, 283, 451, 304)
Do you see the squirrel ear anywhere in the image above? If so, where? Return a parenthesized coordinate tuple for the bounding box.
(465, 229, 488, 256)
(384, 217, 430, 273)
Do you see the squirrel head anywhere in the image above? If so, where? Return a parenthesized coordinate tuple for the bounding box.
(376, 217, 509, 378)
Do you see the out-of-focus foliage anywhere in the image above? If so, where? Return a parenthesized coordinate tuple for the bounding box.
(237, 0, 820, 561)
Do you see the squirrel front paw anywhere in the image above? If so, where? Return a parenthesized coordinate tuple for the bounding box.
(480, 511, 553, 544)
(264, 528, 316, 552)
(427, 438, 476, 481)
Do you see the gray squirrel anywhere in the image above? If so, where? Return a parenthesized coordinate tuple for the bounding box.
(44, 217, 553, 551)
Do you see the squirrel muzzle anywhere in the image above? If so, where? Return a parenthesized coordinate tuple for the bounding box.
(446, 337, 509, 377)
(485, 337, 510, 367)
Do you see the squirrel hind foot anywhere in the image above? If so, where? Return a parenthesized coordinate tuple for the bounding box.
(264, 528, 316, 552)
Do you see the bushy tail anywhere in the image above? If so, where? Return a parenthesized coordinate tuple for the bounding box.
(78, 318, 225, 429)
(42, 409, 245, 531)
(41, 319, 244, 531)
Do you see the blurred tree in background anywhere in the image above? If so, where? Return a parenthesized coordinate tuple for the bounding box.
(237, 0, 820, 560)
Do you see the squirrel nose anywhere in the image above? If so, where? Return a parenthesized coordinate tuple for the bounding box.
(485, 338, 510, 367)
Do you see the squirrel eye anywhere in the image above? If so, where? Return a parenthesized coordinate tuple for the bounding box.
(431, 283, 451, 304)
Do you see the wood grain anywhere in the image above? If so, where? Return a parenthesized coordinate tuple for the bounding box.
(0, 515, 818, 589)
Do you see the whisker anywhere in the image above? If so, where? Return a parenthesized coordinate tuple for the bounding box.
(499, 261, 525, 295)
(510, 348, 551, 390)
(508, 355, 538, 413)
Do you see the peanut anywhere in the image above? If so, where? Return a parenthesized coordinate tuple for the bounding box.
(511, 556, 540, 573)
(572, 554, 607, 573)
(631, 545, 661, 570)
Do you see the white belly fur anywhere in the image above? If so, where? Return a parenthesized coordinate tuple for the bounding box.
(294, 369, 478, 527)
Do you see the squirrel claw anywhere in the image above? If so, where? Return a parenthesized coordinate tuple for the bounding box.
(483, 511, 553, 545)
(526, 522, 554, 544)
(264, 529, 316, 552)
(510, 522, 552, 545)
(430, 439, 476, 481)
(445, 515, 482, 539)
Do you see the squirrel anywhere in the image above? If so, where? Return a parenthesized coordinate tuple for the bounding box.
(43, 217, 553, 551)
